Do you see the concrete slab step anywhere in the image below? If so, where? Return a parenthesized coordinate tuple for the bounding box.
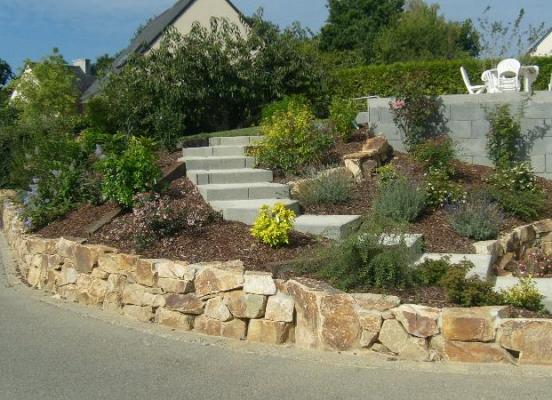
(415, 253, 494, 281)
(187, 168, 273, 185)
(294, 215, 362, 240)
(210, 199, 301, 225)
(198, 183, 290, 201)
(181, 156, 255, 171)
(209, 136, 264, 146)
(183, 146, 246, 158)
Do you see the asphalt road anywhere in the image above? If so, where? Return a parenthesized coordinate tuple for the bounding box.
(1, 233, 552, 400)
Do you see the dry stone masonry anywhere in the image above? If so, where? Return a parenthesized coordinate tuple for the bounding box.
(1, 196, 552, 365)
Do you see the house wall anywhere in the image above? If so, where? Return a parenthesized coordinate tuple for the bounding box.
(357, 91, 552, 179)
(149, 0, 248, 51)
(530, 34, 552, 57)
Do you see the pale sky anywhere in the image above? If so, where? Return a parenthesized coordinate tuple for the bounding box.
(1, 0, 549, 71)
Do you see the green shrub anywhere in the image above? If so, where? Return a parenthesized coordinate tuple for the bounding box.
(254, 97, 334, 173)
(489, 187, 546, 221)
(375, 164, 399, 185)
(448, 193, 503, 240)
(79, 129, 128, 156)
(97, 136, 161, 208)
(373, 178, 427, 222)
(488, 162, 540, 194)
(294, 169, 354, 206)
(365, 249, 412, 289)
(251, 203, 296, 247)
(499, 277, 545, 312)
(440, 262, 501, 307)
(425, 166, 466, 208)
(485, 104, 525, 168)
(413, 135, 456, 171)
(412, 258, 450, 286)
(329, 97, 359, 141)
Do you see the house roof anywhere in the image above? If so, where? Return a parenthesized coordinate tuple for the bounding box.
(527, 28, 552, 55)
(82, 0, 244, 101)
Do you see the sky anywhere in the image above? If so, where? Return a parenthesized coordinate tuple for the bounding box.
(1, 0, 550, 73)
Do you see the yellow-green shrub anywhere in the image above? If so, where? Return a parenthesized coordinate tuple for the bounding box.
(499, 277, 545, 312)
(251, 203, 296, 247)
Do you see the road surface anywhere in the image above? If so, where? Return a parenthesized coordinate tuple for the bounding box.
(1, 233, 552, 400)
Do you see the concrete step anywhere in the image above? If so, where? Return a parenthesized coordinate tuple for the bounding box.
(415, 253, 494, 281)
(198, 183, 290, 201)
(181, 156, 255, 171)
(183, 146, 246, 158)
(294, 215, 362, 240)
(209, 136, 263, 146)
(187, 168, 273, 185)
(210, 199, 301, 225)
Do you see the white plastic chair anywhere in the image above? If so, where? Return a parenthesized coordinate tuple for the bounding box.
(548, 73, 552, 91)
(481, 70, 500, 94)
(497, 58, 521, 92)
(460, 66, 485, 95)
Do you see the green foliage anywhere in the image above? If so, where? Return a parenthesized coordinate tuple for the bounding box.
(0, 58, 12, 86)
(91, 16, 326, 148)
(485, 104, 526, 167)
(375, 164, 399, 185)
(448, 193, 503, 240)
(319, 0, 404, 62)
(389, 72, 447, 150)
(97, 136, 161, 208)
(488, 162, 540, 194)
(489, 187, 546, 221)
(254, 97, 333, 173)
(412, 258, 450, 287)
(373, 0, 480, 63)
(295, 169, 354, 207)
(425, 167, 466, 208)
(440, 262, 501, 307)
(79, 129, 128, 155)
(251, 203, 296, 247)
(373, 178, 427, 223)
(366, 249, 413, 289)
(413, 135, 455, 171)
(330, 57, 552, 99)
(329, 97, 359, 140)
(499, 277, 545, 312)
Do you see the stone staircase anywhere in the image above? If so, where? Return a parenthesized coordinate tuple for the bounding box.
(180, 135, 362, 240)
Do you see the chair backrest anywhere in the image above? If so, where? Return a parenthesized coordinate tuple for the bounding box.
(482, 70, 499, 93)
(497, 58, 521, 79)
(460, 66, 474, 94)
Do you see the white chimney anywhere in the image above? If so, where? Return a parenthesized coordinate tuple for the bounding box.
(73, 59, 91, 75)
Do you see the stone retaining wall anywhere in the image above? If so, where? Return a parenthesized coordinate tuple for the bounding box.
(357, 91, 552, 179)
(2, 198, 552, 365)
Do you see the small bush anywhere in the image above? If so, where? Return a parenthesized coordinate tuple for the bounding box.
(365, 249, 412, 289)
(375, 164, 399, 185)
(440, 262, 501, 307)
(448, 193, 503, 240)
(424, 166, 466, 208)
(489, 187, 546, 221)
(254, 97, 334, 173)
(373, 178, 426, 223)
(97, 136, 161, 208)
(488, 162, 540, 193)
(251, 203, 296, 247)
(412, 258, 450, 286)
(485, 104, 524, 167)
(499, 277, 545, 312)
(329, 97, 358, 141)
(294, 169, 354, 206)
(413, 135, 456, 171)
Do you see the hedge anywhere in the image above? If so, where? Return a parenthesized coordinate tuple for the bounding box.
(330, 57, 552, 98)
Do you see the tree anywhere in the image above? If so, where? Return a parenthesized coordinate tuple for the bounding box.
(373, 0, 480, 63)
(319, 0, 404, 62)
(0, 58, 12, 86)
(91, 54, 114, 78)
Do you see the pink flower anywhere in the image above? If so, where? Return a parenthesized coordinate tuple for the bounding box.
(391, 99, 406, 111)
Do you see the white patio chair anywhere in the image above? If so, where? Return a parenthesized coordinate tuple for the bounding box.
(481, 70, 500, 93)
(460, 66, 486, 95)
(548, 73, 552, 91)
(497, 58, 521, 92)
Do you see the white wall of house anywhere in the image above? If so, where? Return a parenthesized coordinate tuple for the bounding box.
(150, 0, 247, 50)
(530, 34, 552, 56)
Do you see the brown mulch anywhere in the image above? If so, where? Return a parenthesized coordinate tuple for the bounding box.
(157, 150, 183, 174)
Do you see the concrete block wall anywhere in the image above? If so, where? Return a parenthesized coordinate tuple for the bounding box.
(357, 91, 552, 179)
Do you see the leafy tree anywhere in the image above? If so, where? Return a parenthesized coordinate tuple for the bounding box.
(373, 0, 481, 63)
(91, 54, 114, 78)
(90, 15, 326, 148)
(0, 58, 12, 86)
(319, 0, 404, 62)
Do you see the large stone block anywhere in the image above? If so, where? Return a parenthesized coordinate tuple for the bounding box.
(351, 293, 400, 312)
(194, 262, 244, 297)
(224, 291, 267, 319)
(135, 259, 158, 287)
(243, 271, 276, 295)
(88, 278, 109, 305)
(155, 260, 195, 281)
(221, 318, 247, 340)
(248, 319, 290, 345)
(205, 296, 232, 322)
(74, 244, 117, 274)
(58, 267, 78, 287)
(123, 305, 153, 323)
(442, 340, 514, 364)
(157, 277, 193, 294)
(498, 319, 552, 365)
(155, 308, 194, 331)
(378, 320, 429, 361)
(164, 293, 205, 315)
(55, 238, 77, 259)
(393, 304, 440, 338)
(265, 294, 295, 323)
(319, 293, 361, 351)
(194, 315, 222, 336)
(442, 307, 508, 342)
